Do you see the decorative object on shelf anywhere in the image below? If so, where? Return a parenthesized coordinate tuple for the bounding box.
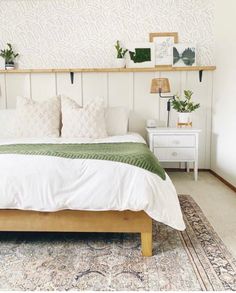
(173, 44, 196, 67)
(126, 43, 155, 68)
(114, 40, 128, 68)
(0, 43, 19, 70)
(171, 90, 200, 127)
(150, 78, 175, 127)
(149, 32, 178, 67)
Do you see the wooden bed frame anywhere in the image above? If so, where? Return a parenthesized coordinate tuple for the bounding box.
(0, 210, 153, 256)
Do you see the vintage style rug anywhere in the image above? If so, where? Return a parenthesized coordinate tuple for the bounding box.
(0, 195, 235, 291)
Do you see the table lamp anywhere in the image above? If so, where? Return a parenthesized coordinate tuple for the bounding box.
(150, 78, 174, 127)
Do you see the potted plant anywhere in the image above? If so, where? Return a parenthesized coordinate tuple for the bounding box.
(0, 43, 19, 70)
(171, 90, 200, 126)
(114, 40, 128, 68)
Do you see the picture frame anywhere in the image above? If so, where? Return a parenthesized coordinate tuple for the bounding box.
(126, 43, 155, 68)
(173, 44, 196, 67)
(149, 32, 178, 67)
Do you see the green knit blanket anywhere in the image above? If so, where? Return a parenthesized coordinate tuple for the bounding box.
(0, 142, 166, 180)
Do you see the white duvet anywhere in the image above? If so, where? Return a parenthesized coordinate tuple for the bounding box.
(0, 133, 185, 231)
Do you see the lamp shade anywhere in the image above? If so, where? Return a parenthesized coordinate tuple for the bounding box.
(150, 78, 171, 94)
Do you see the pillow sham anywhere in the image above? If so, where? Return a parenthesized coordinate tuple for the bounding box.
(0, 109, 17, 138)
(16, 96, 61, 138)
(61, 97, 108, 139)
(105, 106, 129, 136)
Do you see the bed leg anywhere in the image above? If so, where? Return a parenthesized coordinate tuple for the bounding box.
(141, 232, 152, 256)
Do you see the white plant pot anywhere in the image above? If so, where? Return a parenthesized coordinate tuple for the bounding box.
(178, 112, 192, 124)
(113, 58, 126, 68)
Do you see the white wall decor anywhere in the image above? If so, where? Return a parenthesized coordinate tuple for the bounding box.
(0, 0, 213, 68)
(173, 44, 196, 67)
(149, 33, 178, 66)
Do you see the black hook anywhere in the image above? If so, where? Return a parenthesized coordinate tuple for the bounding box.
(199, 70, 203, 82)
(70, 72, 74, 84)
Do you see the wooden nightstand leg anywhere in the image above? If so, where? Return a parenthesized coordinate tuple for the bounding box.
(186, 162, 190, 173)
(141, 232, 152, 256)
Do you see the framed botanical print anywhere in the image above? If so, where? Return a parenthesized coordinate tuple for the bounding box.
(149, 32, 178, 67)
(126, 43, 155, 68)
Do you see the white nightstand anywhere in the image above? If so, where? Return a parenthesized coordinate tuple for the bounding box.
(146, 127, 201, 181)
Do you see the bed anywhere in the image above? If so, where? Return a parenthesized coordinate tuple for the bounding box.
(0, 132, 185, 256)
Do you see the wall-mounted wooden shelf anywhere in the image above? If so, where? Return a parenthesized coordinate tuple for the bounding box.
(0, 66, 216, 74)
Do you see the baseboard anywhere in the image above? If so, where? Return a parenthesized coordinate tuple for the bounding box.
(165, 168, 236, 192)
(165, 168, 210, 172)
(209, 170, 236, 193)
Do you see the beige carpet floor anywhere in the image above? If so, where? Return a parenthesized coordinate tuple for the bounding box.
(0, 195, 235, 291)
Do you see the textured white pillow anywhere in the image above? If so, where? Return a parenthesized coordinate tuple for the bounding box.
(0, 109, 17, 138)
(16, 96, 61, 138)
(61, 97, 108, 139)
(105, 107, 129, 136)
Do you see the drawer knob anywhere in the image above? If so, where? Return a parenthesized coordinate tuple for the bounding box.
(172, 152, 178, 157)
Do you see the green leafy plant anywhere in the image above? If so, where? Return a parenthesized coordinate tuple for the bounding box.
(171, 90, 200, 113)
(0, 43, 19, 64)
(115, 40, 128, 58)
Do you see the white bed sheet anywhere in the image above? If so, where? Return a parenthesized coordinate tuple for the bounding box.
(0, 133, 185, 231)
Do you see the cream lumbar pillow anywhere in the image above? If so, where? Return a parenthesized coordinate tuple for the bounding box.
(16, 96, 61, 138)
(105, 107, 129, 136)
(61, 97, 108, 139)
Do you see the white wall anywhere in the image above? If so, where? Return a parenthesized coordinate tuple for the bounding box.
(211, 0, 236, 186)
(0, 0, 213, 68)
(0, 0, 215, 170)
(0, 70, 214, 169)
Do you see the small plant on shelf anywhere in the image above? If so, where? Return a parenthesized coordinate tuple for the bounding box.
(0, 43, 19, 70)
(171, 90, 200, 127)
(172, 90, 200, 112)
(115, 40, 128, 59)
(114, 40, 128, 68)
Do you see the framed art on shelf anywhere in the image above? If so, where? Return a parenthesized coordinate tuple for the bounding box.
(126, 43, 155, 68)
(173, 44, 196, 67)
(149, 32, 178, 67)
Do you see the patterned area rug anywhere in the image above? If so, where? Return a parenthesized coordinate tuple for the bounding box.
(0, 195, 235, 291)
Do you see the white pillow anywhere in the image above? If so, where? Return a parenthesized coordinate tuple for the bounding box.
(16, 96, 61, 138)
(0, 109, 17, 138)
(61, 97, 108, 139)
(105, 107, 129, 136)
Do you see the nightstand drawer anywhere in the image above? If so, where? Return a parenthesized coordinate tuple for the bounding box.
(154, 147, 195, 161)
(153, 135, 195, 147)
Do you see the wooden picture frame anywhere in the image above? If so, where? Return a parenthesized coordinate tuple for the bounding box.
(149, 32, 178, 67)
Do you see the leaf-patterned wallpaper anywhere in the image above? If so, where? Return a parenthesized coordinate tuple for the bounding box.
(0, 0, 214, 68)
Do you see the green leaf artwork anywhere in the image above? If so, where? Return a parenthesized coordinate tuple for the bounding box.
(129, 48, 151, 63)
